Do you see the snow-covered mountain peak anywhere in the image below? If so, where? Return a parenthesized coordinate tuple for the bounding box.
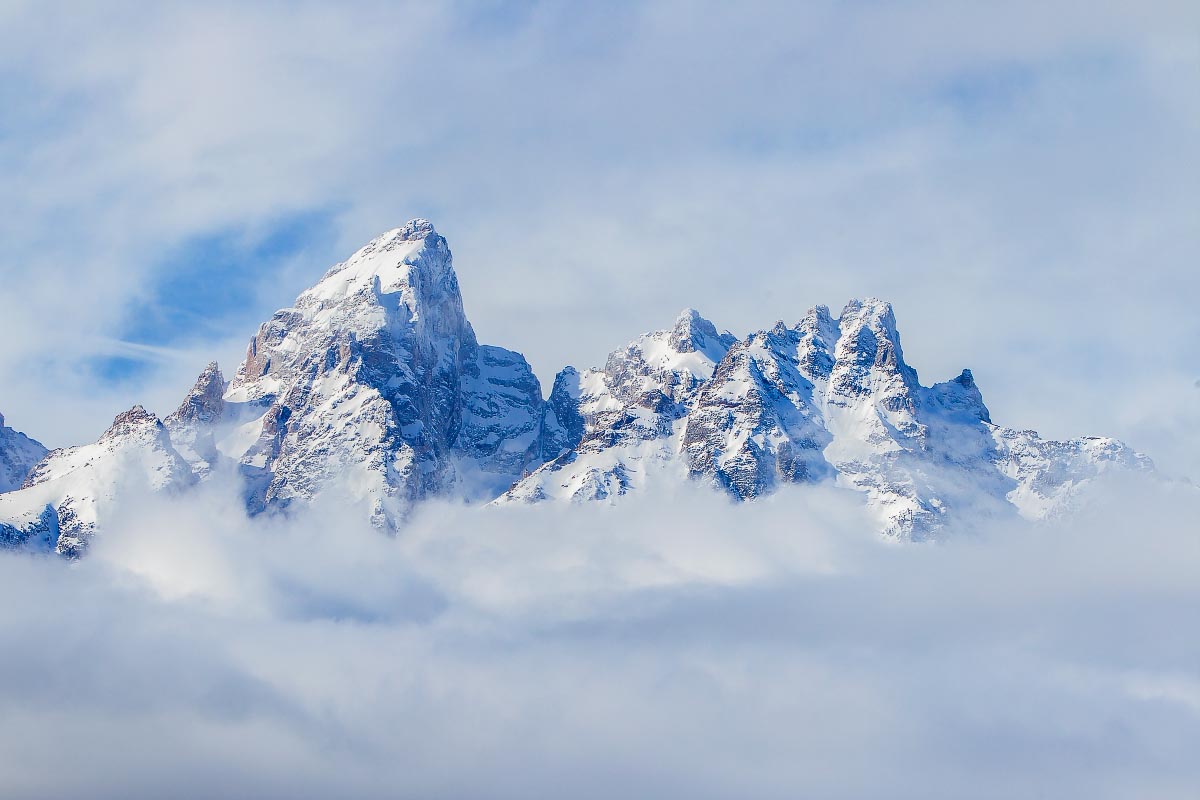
(228, 220, 475, 402)
(835, 298, 906, 360)
(504, 293, 1154, 538)
(2, 404, 193, 557)
(394, 217, 438, 241)
(290, 218, 467, 336)
(194, 222, 545, 521)
(839, 296, 895, 323)
(607, 311, 736, 387)
(339, 217, 439, 258)
(835, 298, 907, 355)
(98, 405, 162, 444)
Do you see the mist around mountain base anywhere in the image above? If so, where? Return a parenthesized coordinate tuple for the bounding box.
(0, 470, 1195, 799)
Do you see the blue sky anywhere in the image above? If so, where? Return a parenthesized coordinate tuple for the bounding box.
(95, 208, 341, 382)
(0, 0, 1196, 478)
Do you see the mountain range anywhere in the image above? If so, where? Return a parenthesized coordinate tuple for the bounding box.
(0, 220, 1152, 556)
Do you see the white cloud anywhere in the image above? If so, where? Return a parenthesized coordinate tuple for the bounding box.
(0, 473, 1197, 798)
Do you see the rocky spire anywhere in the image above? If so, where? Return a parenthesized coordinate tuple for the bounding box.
(164, 363, 229, 479)
(166, 362, 226, 428)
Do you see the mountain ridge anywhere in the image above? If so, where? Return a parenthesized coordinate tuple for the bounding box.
(0, 220, 1154, 554)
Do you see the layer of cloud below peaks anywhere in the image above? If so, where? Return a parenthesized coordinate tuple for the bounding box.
(0, 474, 1197, 799)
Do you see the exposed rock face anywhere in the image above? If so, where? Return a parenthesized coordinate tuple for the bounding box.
(0, 413, 48, 493)
(0, 406, 193, 557)
(502, 298, 1153, 539)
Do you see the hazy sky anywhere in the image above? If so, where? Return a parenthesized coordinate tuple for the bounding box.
(0, 1, 1196, 478)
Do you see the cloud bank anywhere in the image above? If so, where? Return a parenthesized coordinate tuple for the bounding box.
(0, 474, 1196, 798)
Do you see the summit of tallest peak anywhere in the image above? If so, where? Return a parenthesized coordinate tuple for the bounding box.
(395, 218, 438, 241)
(356, 219, 441, 253)
(298, 217, 457, 310)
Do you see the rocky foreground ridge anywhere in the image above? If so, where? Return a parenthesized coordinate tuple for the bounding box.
(0, 220, 1152, 555)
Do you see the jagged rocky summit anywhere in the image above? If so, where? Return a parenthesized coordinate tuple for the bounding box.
(0, 219, 1153, 555)
(503, 299, 1152, 536)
